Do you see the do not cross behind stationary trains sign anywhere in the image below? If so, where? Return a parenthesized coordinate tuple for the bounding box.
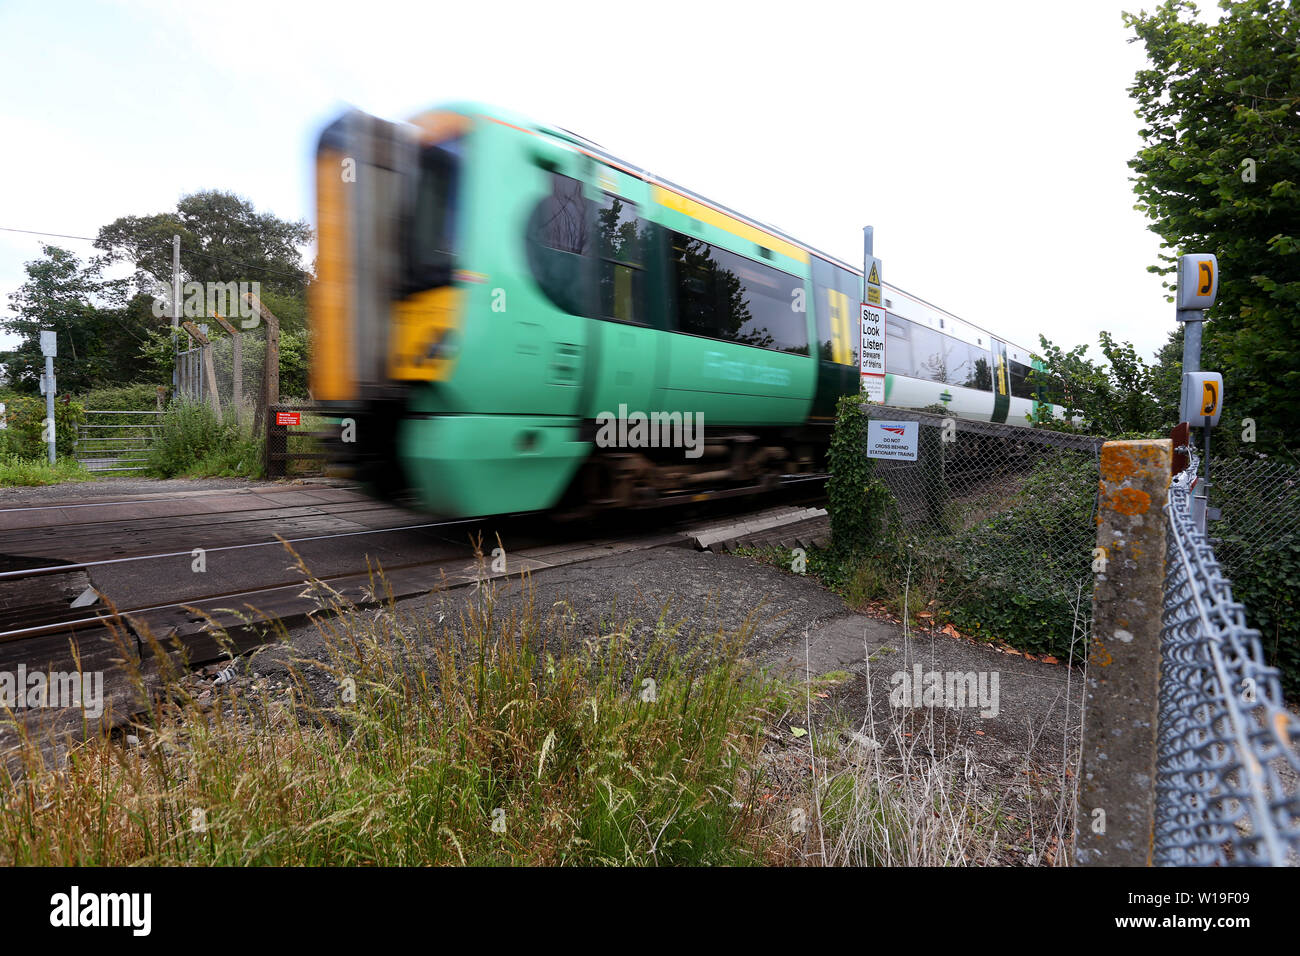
(866, 420, 918, 460)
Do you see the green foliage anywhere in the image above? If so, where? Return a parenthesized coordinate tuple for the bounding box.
(934, 454, 1096, 657)
(826, 394, 897, 558)
(2, 192, 311, 397)
(94, 190, 311, 301)
(137, 325, 308, 404)
(1028, 331, 1165, 436)
(818, 427, 1097, 658)
(1216, 509, 1300, 696)
(1125, 0, 1300, 453)
(78, 383, 161, 411)
(0, 393, 85, 458)
(0, 246, 146, 393)
(276, 326, 310, 399)
(0, 455, 91, 487)
(147, 401, 262, 479)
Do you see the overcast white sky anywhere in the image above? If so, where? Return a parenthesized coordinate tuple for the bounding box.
(0, 0, 1207, 361)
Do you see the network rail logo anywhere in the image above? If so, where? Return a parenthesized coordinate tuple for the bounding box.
(0, 665, 104, 718)
(595, 404, 704, 459)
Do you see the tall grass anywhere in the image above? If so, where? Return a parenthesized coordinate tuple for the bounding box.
(0, 554, 779, 866)
(147, 401, 262, 479)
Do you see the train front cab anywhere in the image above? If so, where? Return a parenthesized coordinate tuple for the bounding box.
(311, 107, 605, 516)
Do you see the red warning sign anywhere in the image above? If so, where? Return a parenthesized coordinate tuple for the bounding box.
(275, 411, 301, 427)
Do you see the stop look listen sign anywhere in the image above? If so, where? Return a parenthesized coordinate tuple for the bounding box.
(861, 302, 887, 401)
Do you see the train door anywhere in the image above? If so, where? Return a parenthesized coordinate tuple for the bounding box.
(809, 257, 862, 419)
(990, 338, 1011, 424)
(580, 174, 660, 420)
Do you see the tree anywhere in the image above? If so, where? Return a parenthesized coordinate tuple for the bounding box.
(0, 245, 144, 393)
(1029, 331, 1165, 436)
(1125, 0, 1300, 453)
(94, 190, 312, 324)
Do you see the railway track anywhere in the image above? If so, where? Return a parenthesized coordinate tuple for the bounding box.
(0, 477, 827, 737)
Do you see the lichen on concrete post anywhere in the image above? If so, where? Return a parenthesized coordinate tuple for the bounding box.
(1077, 439, 1172, 866)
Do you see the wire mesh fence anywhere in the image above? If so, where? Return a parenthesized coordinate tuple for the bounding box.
(175, 325, 266, 424)
(862, 405, 1103, 613)
(1155, 450, 1300, 866)
(1210, 454, 1300, 549)
(210, 330, 265, 422)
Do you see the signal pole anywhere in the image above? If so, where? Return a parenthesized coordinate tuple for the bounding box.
(1175, 254, 1220, 533)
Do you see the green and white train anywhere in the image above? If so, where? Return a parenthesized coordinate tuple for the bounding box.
(310, 103, 1060, 518)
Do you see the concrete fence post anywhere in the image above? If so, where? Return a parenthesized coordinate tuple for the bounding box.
(1077, 439, 1172, 866)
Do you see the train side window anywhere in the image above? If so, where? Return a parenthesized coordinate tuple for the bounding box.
(943, 335, 977, 387)
(595, 194, 645, 323)
(969, 347, 993, 390)
(909, 323, 946, 382)
(886, 316, 912, 377)
(526, 173, 592, 315)
(536, 174, 589, 253)
(670, 232, 808, 355)
(1008, 359, 1035, 399)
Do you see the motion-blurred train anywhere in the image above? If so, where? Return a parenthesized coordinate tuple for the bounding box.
(310, 103, 1060, 517)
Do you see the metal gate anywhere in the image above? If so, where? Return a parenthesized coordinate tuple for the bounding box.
(74, 410, 162, 473)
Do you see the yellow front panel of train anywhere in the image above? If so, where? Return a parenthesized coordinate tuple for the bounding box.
(389, 287, 462, 381)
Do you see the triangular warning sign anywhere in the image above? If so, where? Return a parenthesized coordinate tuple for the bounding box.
(867, 263, 880, 286)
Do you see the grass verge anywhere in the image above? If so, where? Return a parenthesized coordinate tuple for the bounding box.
(0, 455, 93, 486)
(0, 555, 780, 866)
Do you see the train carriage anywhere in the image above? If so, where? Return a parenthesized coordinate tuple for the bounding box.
(310, 103, 1060, 517)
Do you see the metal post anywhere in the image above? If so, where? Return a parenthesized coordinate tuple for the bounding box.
(172, 235, 181, 392)
(1181, 311, 1202, 376)
(44, 354, 55, 464)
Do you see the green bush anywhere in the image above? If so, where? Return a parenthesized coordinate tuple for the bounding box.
(148, 401, 262, 479)
(826, 394, 897, 558)
(819, 402, 1096, 659)
(0, 393, 85, 458)
(77, 383, 162, 412)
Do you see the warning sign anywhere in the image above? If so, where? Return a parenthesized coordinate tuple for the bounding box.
(866, 420, 917, 461)
(867, 262, 880, 287)
(275, 411, 301, 427)
(860, 303, 887, 376)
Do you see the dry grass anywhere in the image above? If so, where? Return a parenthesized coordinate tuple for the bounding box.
(0, 548, 783, 866)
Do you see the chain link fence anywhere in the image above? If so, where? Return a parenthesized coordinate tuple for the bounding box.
(210, 329, 265, 422)
(860, 405, 1102, 648)
(175, 325, 266, 424)
(1155, 450, 1300, 866)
